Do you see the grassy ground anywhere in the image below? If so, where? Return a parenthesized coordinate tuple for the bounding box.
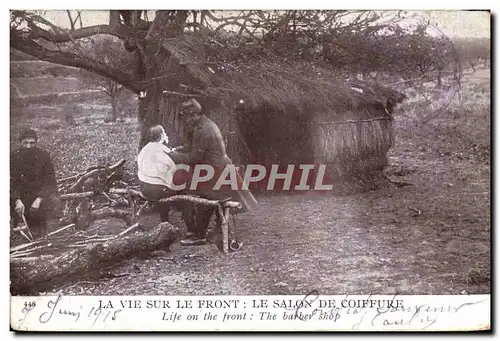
(10, 66, 490, 295)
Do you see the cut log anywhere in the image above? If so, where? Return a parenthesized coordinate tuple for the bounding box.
(10, 221, 179, 295)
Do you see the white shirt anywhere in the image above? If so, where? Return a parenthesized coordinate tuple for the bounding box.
(137, 142, 176, 188)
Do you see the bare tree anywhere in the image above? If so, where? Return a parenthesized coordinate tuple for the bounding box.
(10, 10, 455, 146)
(10, 10, 190, 143)
(78, 36, 132, 122)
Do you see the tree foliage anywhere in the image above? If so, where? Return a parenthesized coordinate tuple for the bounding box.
(10, 9, 468, 146)
(10, 10, 461, 86)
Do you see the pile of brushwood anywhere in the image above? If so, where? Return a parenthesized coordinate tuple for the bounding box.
(10, 159, 179, 295)
(10, 159, 242, 295)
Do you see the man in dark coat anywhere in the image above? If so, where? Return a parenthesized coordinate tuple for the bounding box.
(10, 129, 59, 240)
(169, 99, 258, 246)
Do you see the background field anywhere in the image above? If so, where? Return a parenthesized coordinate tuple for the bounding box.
(9, 53, 490, 295)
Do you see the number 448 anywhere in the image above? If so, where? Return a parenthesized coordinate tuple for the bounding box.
(24, 301, 36, 309)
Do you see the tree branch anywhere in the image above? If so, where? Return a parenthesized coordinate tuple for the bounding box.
(146, 10, 188, 40)
(202, 10, 253, 23)
(27, 12, 67, 35)
(75, 11, 83, 29)
(29, 23, 134, 42)
(66, 10, 75, 31)
(11, 33, 140, 93)
(214, 20, 260, 40)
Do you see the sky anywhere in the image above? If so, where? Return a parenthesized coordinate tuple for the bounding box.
(39, 10, 491, 39)
(411, 10, 490, 38)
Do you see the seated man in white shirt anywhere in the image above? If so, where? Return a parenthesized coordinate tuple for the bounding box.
(137, 125, 194, 228)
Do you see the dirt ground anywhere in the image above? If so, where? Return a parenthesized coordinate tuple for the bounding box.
(13, 69, 490, 297)
(44, 132, 490, 295)
(41, 143, 489, 296)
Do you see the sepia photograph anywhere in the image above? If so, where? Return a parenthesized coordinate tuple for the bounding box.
(8, 8, 491, 331)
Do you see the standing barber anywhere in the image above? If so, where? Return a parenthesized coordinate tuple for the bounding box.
(169, 99, 257, 246)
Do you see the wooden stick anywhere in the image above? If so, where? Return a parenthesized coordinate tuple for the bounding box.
(88, 207, 132, 225)
(11, 251, 46, 259)
(107, 159, 126, 170)
(110, 188, 144, 198)
(159, 195, 242, 209)
(218, 204, 229, 254)
(308, 117, 392, 125)
(67, 159, 126, 192)
(15, 213, 35, 242)
(56, 160, 123, 185)
(116, 223, 140, 238)
(10, 240, 46, 253)
(11, 245, 61, 258)
(59, 191, 94, 200)
(11, 243, 53, 257)
(162, 89, 204, 97)
(68, 168, 103, 192)
(111, 190, 242, 210)
(223, 206, 230, 254)
(11, 255, 55, 265)
(84, 222, 114, 235)
(136, 201, 150, 217)
(66, 244, 94, 249)
(47, 224, 75, 237)
(57, 172, 86, 184)
(72, 238, 113, 245)
(11, 239, 90, 255)
(101, 192, 119, 205)
(11, 252, 34, 259)
(128, 189, 136, 224)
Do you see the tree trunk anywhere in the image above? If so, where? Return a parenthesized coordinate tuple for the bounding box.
(138, 95, 162, 151)
(10, 221, 179, 295)
(111, 95, 118, 122)
(137, 10, 190, 151)
(137, 71, 171, 151)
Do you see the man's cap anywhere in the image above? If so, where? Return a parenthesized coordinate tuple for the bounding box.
(235, 99, 246, 111)
(180, 98, 202, 115)
(19, 129, 38, 141)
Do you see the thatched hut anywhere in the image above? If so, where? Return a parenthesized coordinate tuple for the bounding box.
(138, 34, 406, 192)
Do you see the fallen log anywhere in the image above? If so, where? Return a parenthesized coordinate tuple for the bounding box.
(10, 221, 179, 295)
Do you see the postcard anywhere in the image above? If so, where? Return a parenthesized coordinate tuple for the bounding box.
(9, 9, 491, 332)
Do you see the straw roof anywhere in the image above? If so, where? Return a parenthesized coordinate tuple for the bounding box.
(152, 34, 407, 183)
(160, 34, 406, 120)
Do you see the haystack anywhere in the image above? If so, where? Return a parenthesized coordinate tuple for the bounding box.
(139, 34, 406, 191)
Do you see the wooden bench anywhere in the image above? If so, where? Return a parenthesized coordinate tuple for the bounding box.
(58, 188, 243, 254)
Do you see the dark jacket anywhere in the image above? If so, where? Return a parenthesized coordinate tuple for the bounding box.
(170, 115, 258, 212)
(171, 115, 228, 168)
(10, 147, 58, 201)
